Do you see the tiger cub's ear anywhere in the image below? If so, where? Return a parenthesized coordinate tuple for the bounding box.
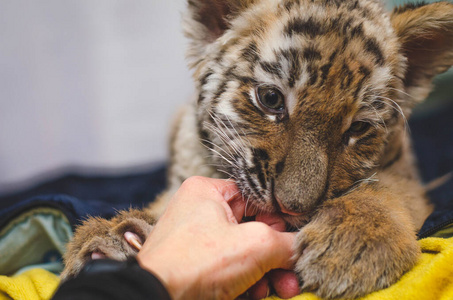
(183, 0, 256, 68)
(391, 2, 453, 105)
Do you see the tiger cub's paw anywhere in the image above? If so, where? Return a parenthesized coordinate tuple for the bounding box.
(61, 209, 155, 280)
(293, 204, 419, 299)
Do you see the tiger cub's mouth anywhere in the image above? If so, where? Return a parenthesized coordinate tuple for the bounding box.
(241, 200, 310, 231)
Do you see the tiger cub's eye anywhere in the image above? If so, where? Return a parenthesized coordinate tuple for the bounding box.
(256, 86, 285, 113)
(348, 121, 371, 135)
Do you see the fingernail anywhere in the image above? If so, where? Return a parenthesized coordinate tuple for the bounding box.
(91, 252, 106, 260)
(124, 231, 143, 251)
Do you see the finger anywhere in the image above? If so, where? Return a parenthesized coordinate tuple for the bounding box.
(174, 177, 239, 223)
(229, 197, 246, 223)
(206, 178, 245, 223)
(266, 231, 297, 270)
(199, 177, 239, 203)
(247, 276, 270, 300)
(268, 269, 300, 299)
(242, 223, 296, 270)
(255, 212, 286, 232)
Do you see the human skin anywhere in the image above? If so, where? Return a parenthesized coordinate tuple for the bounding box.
(136, 176, 299, 299)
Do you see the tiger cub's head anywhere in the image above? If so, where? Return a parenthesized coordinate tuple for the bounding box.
(184, 0, 453, 224)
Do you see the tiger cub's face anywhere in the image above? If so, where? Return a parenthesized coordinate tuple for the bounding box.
(184, 0, 453, 225)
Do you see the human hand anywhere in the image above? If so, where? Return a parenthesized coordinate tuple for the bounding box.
(241, 212, 300, 300)
(136, 176, 298, 300)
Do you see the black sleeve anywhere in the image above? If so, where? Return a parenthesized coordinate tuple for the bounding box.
(52, 258, 172, 300)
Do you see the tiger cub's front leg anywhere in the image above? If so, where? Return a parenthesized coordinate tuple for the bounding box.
(294, 183, 426, 299)
(61, 209, 155, 280)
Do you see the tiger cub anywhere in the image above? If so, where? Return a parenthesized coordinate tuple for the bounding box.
(62, 0, 453, 298)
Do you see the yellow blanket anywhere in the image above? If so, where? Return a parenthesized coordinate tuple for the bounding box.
(270, 237, 453, 300)
(0, 269, 59, 300)
(1, 237, 452, 300)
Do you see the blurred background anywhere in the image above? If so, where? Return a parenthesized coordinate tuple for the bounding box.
(0, 0, 451, 194)
(0, 1, 193, 193)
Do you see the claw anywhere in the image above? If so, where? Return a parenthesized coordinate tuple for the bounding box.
(124, 231, 143, 251)
(91, 252, 106, 260)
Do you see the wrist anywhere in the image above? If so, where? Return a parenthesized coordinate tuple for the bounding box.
(137, 252, 183, 299)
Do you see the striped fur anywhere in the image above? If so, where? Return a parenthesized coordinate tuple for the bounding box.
(63, 0, 453, 298)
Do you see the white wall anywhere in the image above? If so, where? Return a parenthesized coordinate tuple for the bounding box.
(0, 1, 193, 190)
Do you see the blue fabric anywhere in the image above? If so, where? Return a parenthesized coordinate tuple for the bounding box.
(411, 105, 453, 183)
(0, 166, 167, 229)
(410, 103, 453, 237)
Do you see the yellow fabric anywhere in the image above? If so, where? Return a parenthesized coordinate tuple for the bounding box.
(268, 237, 453, 300)
(0, 237, 452, 300)
(0, 269, 59, 300)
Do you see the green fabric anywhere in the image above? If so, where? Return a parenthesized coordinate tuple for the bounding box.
(430, 223, 453, 239)
(0, 208, 73, 276)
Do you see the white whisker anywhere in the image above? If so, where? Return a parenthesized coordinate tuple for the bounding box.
(345, 172, 379, 196)
(374, 95, 410, 133)
(388, 87, 415, 100)
(361, 102, 388, 133)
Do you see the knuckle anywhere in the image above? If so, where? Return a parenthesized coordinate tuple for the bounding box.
(181, 176, 207, 189)
(250, 222, 277, 243)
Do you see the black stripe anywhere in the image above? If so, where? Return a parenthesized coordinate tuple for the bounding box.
(320, 50, 338, 85)
(350, 23, 364, 39)
(303, 46, 322, 61)
(355, 145, 377, 158)
(212, 67, 237, 105)
(251, 153, 267, 190)
(364, 38, 385, 66)
(198, 116, 213, 149)
(371, 98, 386, 110)
(320, 63, 332, 86)
(197, 93, 205, 105)
(307, 65, 318, 85)
(359, 65, 371, 77)
(242, 41, 259, 63)
(260, 61, 282, 77)
(281, 48, 301, 87)
(356, 131, 378, 147)
(285, 17, 325, 37)
(339, 17, 354, 36)
(275, 160, 285, 175)
(227, 72, 257, 86)
(331, 187, 347, 199)
(257, 171, 267, 190)
(349, 0, 360, 10)
(340, 63, 354, 89)
(254, 148, 269, 160)
(288, 71, 298, 88)
(213, 80, 228, 104)
(200, 70, 213, 86)
(244, 171, 263, 198)
(284, 0, 297, 11)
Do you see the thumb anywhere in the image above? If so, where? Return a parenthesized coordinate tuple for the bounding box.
(243, 223, 296, 271)
(268, 231, 296, 270)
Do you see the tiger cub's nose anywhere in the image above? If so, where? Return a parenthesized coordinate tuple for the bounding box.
(274, 194, 304, 216)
